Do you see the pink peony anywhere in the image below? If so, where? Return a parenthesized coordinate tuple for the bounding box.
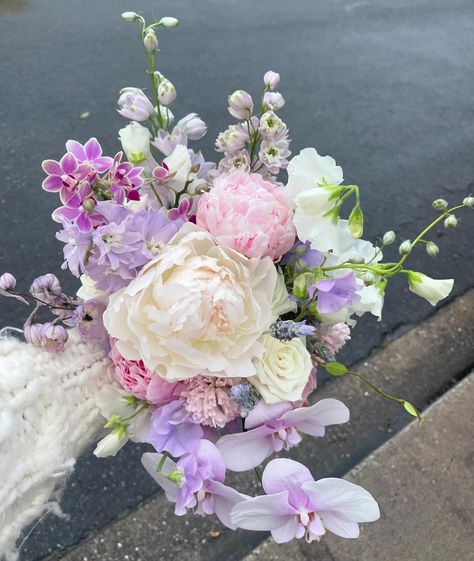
(181, 376, 241, 428)
(196, 171, 296, 261)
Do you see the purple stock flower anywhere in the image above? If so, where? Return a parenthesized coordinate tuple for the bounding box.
(216, 399, 349, 472)
(65, 138, 113, 174)
(72, 299, 107, 342)
(42, 153, 90, 205)
(109, 152, 144, 203)
(311, 273, 360, 314)
(147, 399, 203, 457)
(142, 440, 249, 528)
(231, 458, 380, 542)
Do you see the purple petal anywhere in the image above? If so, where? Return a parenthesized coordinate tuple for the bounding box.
(141, 452, 179, 503)
(60, 152, 78, 174)
(319, 513, 360, 538)
(65, 140, 86, 161)
(281, 399, 350, 437)
(76, 163, 92, 181)
(94, 156, 114, 173)
(42, 159, 63, 176)
(194, 439, 226, 483)
(52, 206, 80, 223)
(262, 458, 313, 509)
(84, 137, 102, 160)
(216, 426, 273, 472)
(42, 175, 62, 192)
(231, 491, 296, 533)
(245, 400, 292, 430)
(302, 478, 380, 522)
(76, 212, 92, 233)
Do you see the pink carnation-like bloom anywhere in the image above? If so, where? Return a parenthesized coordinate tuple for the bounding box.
(196, 171, 296, 261)
(181, 376, 241, 428)
(109, 341, 153, 400)
(316, 323, 351, 356)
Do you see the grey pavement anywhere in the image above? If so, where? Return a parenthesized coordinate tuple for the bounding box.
(243, 371, 474, 561)
(54, 289, 474, 561)
(0, 0, 473, 558)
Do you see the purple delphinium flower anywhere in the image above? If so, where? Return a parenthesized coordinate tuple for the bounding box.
(147, 399, 203, 458)
(56, 224, 93, 277)
(42, 153, 90, 205)
(270, 320, 316, 341)
(231, 458, 380, 542)
(152, 127, 188, 156)
(282, 241, 324, 273)
(216, 399, 349, 472)
(311, 273, 360, 314)
(65, 138, 113, 174)
(72, 299, 108, 342)
(142, 440, 249, 528)
(109, 152, 144, 203)
(140, 207, 184, 260)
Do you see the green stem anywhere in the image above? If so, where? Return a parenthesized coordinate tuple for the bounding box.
(156, 451, 170, 473)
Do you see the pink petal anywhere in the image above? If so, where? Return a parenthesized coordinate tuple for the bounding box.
(245, 400, 292, 429)
(42, 175, 62, 192)
(60, 152, 78, 174)
(302, 478, 380, 522)
(76, 163, 92, 181)
(281, 398, 349, 437)
(216, 426, 273, 472)
(42, 159, 62, 176)
(262, 458, 313, 509)
(230, 491, 296, 533)
(65, 140, 86, 161)
(319, 513, 360, 538)
(94, 156, 114, 173)
(207, 480, 250, 530)
(84, 137, 102, 160)
(141, 452, 179, 503)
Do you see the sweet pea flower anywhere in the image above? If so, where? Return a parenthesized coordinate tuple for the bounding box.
(407, 271, 454, 306)
(196, 171, 296, 261)
(231, 458, 380, 542)
(42, 153, 90, 205)
(65, 138, 113, 173)
(117, 87, 155, 122)
(147, 399, 203, 457)
(142, 440, 249, 528)
(311, 273, 360, 315)
(216, 398, 349, 471)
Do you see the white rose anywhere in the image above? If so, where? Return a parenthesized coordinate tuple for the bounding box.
(407, 272, 453, 306)
(118, 121, 151, 164)
(103, 224, 286, 381)
(249, 334, 313, 404)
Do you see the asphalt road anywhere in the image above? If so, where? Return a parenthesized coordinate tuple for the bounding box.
(0, 0, 473, 559)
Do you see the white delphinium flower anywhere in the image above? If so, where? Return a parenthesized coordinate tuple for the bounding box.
(228, 90, 253, 119)
(176, 113, 207, 140)
(218, 150, 251, 174)
(263, 91, 285, 111)
(259, 138, 291, 174)
(216, 124, 249, 154)
(259, 111, 288, 140)
(263, 70, 280, 91)
(157, 79, 177, 106)
(117, 88, 155, 122)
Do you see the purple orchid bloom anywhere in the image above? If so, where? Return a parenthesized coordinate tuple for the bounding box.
(147, 399, 203, 457)
(231, 458, 380, 542)
(311, 272, 360, 314)
(167, 196, 194, 222)
(109, 151, 144, 203)
(216, 399, 349, 472)
(42, 153, 90, 205)
(142, 440, 249, 528)
(51, 182, 102, 232)
(65, 138, 113, 174)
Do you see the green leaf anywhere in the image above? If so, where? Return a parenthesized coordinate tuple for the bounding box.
(403, 401, 423, 425)
(348, 205, 364, 238)
(325, 362, 349, 376)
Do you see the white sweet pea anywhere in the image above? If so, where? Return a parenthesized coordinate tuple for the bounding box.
(250, 334, 313, 404)
(284, 147, 343, 204)
(294, 212, 354, 255)
(162, 144, 192, 192)
(118, 122, 151, 164)
(94, 432, 128, 458)
(407, 272, 454, 306)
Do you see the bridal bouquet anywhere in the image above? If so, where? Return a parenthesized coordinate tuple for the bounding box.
(2, 11, 472, 545)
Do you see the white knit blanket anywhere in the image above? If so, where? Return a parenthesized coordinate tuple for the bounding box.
(0, 330, 112, 561)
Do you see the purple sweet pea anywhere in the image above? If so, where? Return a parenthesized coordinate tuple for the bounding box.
(142, 440, 249, 528)
(65, 138, 113, 174)
(231, 458, 379, 542)
(216, 399, 349, 472)
(147, 399, 203, 457)
(42, 153, 90, 205)
(311, 273, 360, 314)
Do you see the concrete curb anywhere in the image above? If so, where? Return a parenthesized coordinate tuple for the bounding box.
(53, 289, 474, 561)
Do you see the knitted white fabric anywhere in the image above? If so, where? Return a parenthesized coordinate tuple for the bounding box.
(0, 330, 113, 561)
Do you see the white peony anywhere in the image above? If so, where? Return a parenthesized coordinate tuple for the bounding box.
(103, 224, 287, 381)
(118, 121, 151, 164)
(249, 334, 313, 404)
(407, 272, 453, 306)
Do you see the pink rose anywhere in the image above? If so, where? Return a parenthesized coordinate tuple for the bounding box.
(196, 171, 296, 260)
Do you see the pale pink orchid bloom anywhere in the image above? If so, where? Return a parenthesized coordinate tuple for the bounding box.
(216, 398, 349, 472)
(231, 458, 380, 542)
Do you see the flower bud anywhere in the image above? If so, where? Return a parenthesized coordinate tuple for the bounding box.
(24, 323, 43, 346)
(168, 470, 186, 487)
(362, 271, 375, 286)
(94, 432, 129, 457)
(463, 195, 474, 208)
(177, 113, 207, 140)
(30, 273, 62, 302)
(399, 240, 412, 255)
(444, 214, 457, 229)
(263, 70, 280, 91)
(382, 230, 396, 245)
(263, 91, 285, 111)
(157, 79, 177, 106)
(228, 90, 254, 119)
(426, 241, 439, 257)
(159, 16, 179, 28)
(121, 11, 139, 22)
(117, 88, 154, 122)
(156, 105, 175, 126)
(143, 30, 159, 52)
(0, 272, 16, 291)
(432, 198, 448, 212)
(40, 322, 68, 353)
(82, 198, 96, 212)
